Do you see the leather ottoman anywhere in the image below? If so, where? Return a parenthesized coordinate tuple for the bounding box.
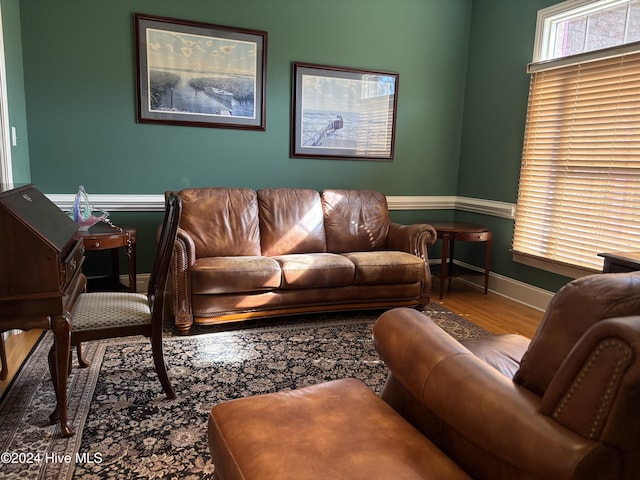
(208, 378, 470, 480)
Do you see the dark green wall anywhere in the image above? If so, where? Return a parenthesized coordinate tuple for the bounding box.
(19, 0, 471, 196)
(8, 0, 577, 292)
(456, 0, 571, 292)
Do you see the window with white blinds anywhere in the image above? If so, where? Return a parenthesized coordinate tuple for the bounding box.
(512, 50, 640, 274)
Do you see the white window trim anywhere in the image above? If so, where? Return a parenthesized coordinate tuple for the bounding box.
(512, 252, 598, 279)
(528, 39, 640, 72)
(0, 4, 12, 185)
(514, 0, 640, 278)
(533, 0, 636, 63)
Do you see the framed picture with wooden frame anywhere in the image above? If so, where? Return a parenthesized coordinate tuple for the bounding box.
(291, 62, 399, 160)
(135, 13, 267, 130)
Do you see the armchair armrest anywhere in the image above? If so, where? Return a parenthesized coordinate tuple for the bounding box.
(387, 222, 437, 259)
(373, 308, 622, 479)
(387, 223, 437, 305)
(171, 227, 197, 333)
(541, 315, 640, 442)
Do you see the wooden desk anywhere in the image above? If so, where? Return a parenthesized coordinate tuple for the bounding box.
(0, 184, 86, 437)
(78, 224, 136, 292)
(428, 221, 492, 299)
(598, 251, 640, 273)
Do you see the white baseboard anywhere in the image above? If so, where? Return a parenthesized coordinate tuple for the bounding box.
(434, 260, 552, 311)
(124, 273, 149, 293)
(132, 263, 552, 312)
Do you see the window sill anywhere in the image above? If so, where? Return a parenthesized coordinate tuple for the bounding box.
(511, 251, 599, 279)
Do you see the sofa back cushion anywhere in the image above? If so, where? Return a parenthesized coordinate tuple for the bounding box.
(321, 189, 389, 253)
(258, 188, 327, 256)
(178, 188, 261, 257)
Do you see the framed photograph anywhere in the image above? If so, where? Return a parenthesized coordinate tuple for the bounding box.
(291, 62, 398, 160)
(135, 14, 267, 130)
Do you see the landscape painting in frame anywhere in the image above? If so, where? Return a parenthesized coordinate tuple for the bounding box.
(135, 14, 267, 130)
(291, 63, 398, 160)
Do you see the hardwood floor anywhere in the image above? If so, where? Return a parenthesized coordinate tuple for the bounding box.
(436, 278, 543, 338)
(0, 329, 45, 396)
(0, 280, 544, 397)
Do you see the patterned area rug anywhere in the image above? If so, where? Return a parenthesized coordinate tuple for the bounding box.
(0, 304, 489, 479)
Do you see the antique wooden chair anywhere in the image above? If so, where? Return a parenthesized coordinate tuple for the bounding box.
(49, 193, 182, 400)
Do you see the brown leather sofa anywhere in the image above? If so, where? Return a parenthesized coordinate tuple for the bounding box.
(169, 187, 437, 333)
(208, 272, 640, 479)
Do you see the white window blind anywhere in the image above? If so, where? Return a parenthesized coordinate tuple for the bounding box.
(512, 51, 640, 273)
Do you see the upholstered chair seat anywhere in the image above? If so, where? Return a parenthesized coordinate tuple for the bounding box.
(72, 292, 152, 330)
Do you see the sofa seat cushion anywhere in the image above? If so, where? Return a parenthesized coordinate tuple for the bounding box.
(191, 256, 281, 294)
(343, 251, 425, 285)
(461, 334, 530, 379)
(208, 378, 470, 480)
(273, 253, 355, 289)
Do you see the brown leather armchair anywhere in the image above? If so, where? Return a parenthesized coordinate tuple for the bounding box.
(208, 272, 640, 479)
(375, 271, 640, 479)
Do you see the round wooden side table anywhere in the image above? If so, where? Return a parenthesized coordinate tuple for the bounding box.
(77, 223, 137, 292)
(428, 221, 492, 299)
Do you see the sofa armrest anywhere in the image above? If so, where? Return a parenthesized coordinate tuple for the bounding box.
(171, 227, 197, 333)
(373, 308, 621, 479)
(387, 222, 437, 258)
(541, 315, 640, 442)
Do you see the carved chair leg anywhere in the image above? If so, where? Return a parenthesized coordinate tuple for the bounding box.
(76, 343, 90, 368)
(150, 335, 175, 399)
(0, 334, 7, 381)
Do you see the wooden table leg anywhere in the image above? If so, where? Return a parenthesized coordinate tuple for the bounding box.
(439, 234, 451, 300)
(49, 313, 75, 437)
(110, 248, 121, 288)
(127, 239, 137, 292)
(484, 235, 492, 294)
(448, 238, 456, 294)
